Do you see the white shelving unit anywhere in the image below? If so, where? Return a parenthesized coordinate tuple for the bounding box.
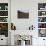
(0, 2, 9, 45)
(38, 3, 46, 37)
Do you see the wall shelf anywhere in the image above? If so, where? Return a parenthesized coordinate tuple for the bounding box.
(38, 28, 46, 29)
(0, 10, 8, 11)
(38, 16, 46, 17)
(0, 22, 8, 23)
(0, 16, 8, 17)
(38, 22, 46, 23)
(38, 10, 46, 11)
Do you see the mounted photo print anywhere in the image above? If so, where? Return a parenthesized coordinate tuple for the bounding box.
(17, 10, 29, 19)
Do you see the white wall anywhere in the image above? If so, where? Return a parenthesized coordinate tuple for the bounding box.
(11, 0, 38, 30)
(11, 0, 46, 46)
(11, 0, 46, 30)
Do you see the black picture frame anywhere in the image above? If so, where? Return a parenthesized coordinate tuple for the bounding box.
(17, 10, 29, 19)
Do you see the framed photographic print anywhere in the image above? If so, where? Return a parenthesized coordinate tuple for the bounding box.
(17, 10, 29, 19)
